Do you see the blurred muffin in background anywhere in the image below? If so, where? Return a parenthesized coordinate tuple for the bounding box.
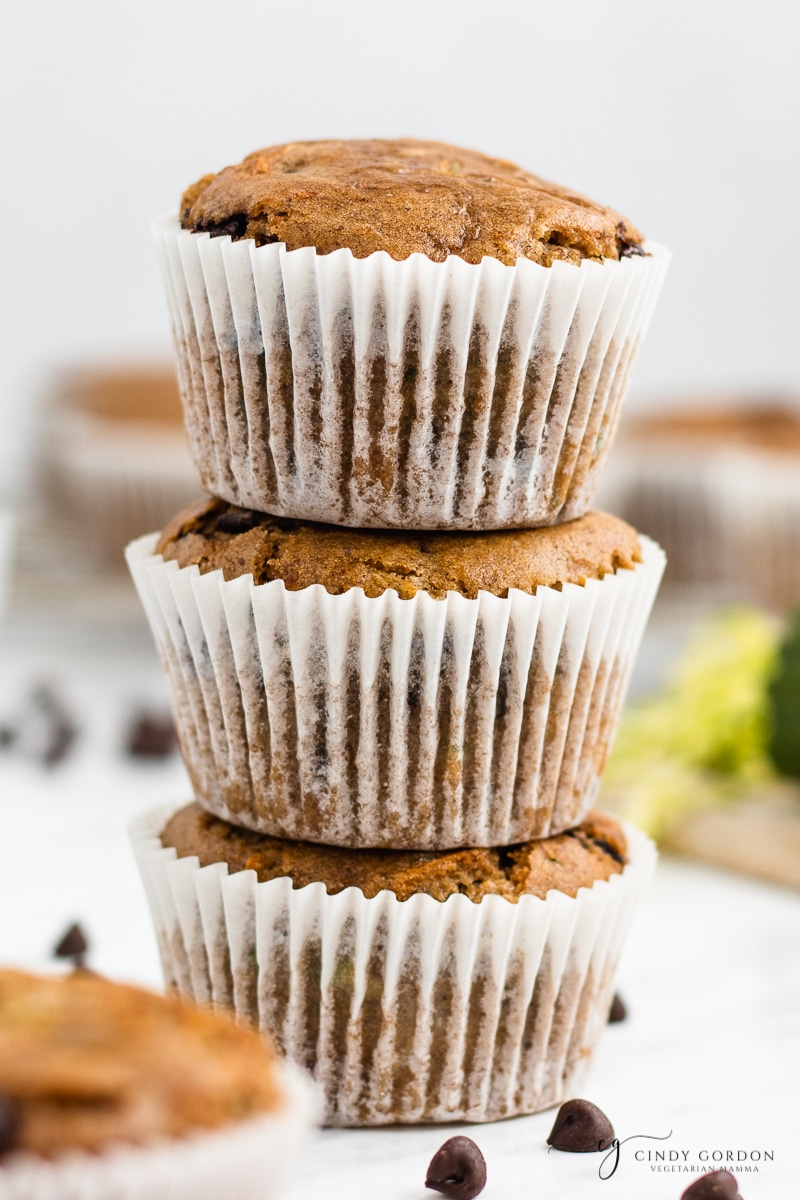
(595, 398, 800, 610)
(44, 364, 205, 567)
(0, 507, 13, 622)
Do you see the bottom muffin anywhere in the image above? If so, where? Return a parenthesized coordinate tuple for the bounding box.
(132, 803, 655, 1126)
(0, 968, 312, 1200)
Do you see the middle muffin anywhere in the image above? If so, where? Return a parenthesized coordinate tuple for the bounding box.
(127, 500, 664, 848)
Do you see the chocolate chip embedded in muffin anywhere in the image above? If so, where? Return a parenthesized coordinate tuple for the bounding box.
(0, 969, 283, 1157)
(160, 804, 628, 903)
(156, 499, 642, 601)
(180, 139, 644, 267)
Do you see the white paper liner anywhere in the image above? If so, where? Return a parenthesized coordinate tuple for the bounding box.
(126, 533, 665, 848)
(46, 408, 206, 565)
(0, 1061, 314, 1200)
(0, 508, 13, 622)
(595, 447, 745, 585)
(153, 214, 670, 529)
(131, 803, 656, 1126)
(709, 450, 800, 612)
(598, 440, 800, 609)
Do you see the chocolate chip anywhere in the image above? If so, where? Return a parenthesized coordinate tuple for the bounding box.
(425, 1136, 487, 1199)
(0, 1095, 20, 1157)
(31, 685, 77, 769)
(615, 221, 646, 258)
(592, 836, 625, 865)
(608, 993, 627, 1023)
(547, 1098, 615, 1153)
(214, 507, 261, 535)
(682, 1170, 742, 1198)
(126, 711, 176, 759)
(197, 212, 250, 240)
(53, 922, 89, 967)
(496, 846, 517, 875)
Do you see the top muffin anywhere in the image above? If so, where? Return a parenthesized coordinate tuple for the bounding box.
(180, 138, 644, 266)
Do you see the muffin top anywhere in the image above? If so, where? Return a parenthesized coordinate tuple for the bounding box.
(0, 969, 283, 1158)
(180, 139, 644, 267)
(161, 803, 627, 903)
(623, 402, 800, 456)
(156, 500, 641, 600)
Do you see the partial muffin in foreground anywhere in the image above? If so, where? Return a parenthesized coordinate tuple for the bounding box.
(127, 503, 665, 848)
(0, 968, 311, 1200)
(156, 138, 669, 529)
(133, 801, 656, 1126)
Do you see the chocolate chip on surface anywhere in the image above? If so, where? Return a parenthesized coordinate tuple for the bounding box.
(53, 922, 89, 967)
(547, 1098, 615, 1152)
(426, 1136, 487, 1199)
(126, 711, 177, 759)
(681, 1170, 742, 1198)
(0, 1094, 20, 1157)
(608, 993, 627, 1022)
(30, 685, 78, 769)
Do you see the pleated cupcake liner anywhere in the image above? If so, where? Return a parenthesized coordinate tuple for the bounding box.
(0, 1061, 313, 1200)
(707, 450, 800, 612)
(47, 408, 205, 565)
(131, 804, 656, 1126)
(126, 534, 665, 849)
(596, 450, 745, 585)
(0, 508, 13, 621)
(599, 443, 800, 608)
(154, 214, 670, 529)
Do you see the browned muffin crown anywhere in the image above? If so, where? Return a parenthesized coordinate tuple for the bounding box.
(622, 402, 800, 455)
(156, 500, 642, 600)
(180, 139, 644, 267)
(161, 803, 628, 903)
(0, 969, 283, 1157)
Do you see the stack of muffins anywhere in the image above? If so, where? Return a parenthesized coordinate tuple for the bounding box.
(127, 140, 670, 1125)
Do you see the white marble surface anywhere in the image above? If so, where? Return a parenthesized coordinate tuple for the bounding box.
(0, 616, 798, 1199)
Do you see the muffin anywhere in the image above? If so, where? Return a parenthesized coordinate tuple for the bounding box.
(45, 364, 205, 565)
(0, 507, 13, 622)
(597, 398, 800, 606)
(132, 801, 656, 1125)
(0, 968, 312, 1200)
(126, 501, 665, 848)
(155, 138, 669, 530)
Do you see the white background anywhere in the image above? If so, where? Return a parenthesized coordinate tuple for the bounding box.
(2, 0, 800, 491)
